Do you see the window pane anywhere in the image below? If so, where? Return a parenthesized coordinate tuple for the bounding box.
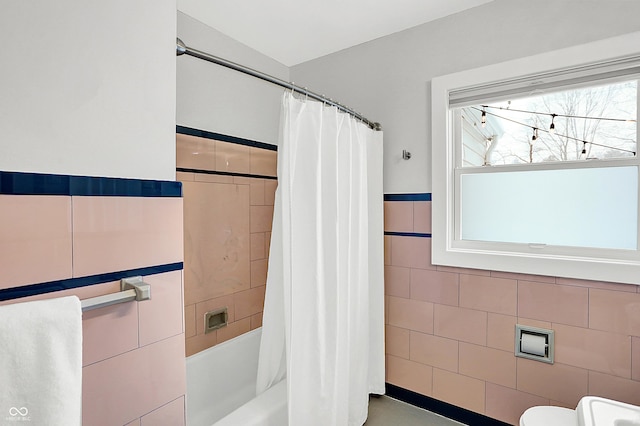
(460, 80, 637, 166)
(460, 166, 638, 250)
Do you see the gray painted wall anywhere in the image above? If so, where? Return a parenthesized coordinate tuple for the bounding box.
(290, 0, 640, 193)
(177, 12, 289, 146)
(1, 1, 176, 180)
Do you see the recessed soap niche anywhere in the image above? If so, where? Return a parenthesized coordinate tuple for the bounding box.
(515, 324, 554, 364)
(205, 307, 229, 334)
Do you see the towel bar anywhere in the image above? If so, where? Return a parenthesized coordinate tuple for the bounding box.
(81, 276, 151, 312)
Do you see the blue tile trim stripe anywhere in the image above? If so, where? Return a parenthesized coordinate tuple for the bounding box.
(0, 171, 182, 197)
(0, 262, 184, 302)
(176, 167, 277, 181)
(384, 193, 431, 201)
(177, 125, 278, 152)
(385, 231, 432, 238)
(385, 383, 509, 426)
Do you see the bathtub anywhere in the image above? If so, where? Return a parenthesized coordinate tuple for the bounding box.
(186, 328, 287, 426)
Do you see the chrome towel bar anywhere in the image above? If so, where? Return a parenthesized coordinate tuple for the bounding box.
(80, 276, 151, 312)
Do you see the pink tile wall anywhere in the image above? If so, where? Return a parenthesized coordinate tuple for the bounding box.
(384, 199, 640, 425)
(1, 191, 186, 425)
(0, 195, 72, 289)
(72, 196, 183, 277)
(177, 135, 276, 357)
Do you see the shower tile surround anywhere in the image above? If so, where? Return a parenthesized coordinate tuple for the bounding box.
(177, 132, 276, 356)
(0, 173, 186, 425)
(384, 197, 640, 425)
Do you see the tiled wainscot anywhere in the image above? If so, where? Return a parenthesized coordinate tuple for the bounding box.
(176, 131, 277, 356)
(384, 195, 640, 425)
(0, 173, 186, 425)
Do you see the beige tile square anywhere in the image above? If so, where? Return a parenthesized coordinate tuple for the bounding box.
(485, 383, 549, 426)
(434, 304, 487, 346)
(82, 334, 186, 425)
(390, 235, 433, 270)
(386, 355, 433, 396)
(589, 288, 640, 336)
(413, 201, 431, 234)
(554, 323, 631, 378)
(433, 368, 485, 414)
(251, 312, 263, 330)
(518, 281, 588, 327)
(185, 304, 196, 338)
(139, 271, 184, 347)
(249, 179, 265, 206)
(217, 317, 251, 344)
(387, 296, 433, 333)
(194, 173, 234, 184)
(234, 286, 266, 320)
(250, 259, 268, 287)
(185, 331, 218, 357)
(264, 180, 277, 206)
(459, 342, 516, 388)
(384, 266, 410, 298)
(250, 205, 274, 233)
(250, 233, 267, 261)
(183, 181, 250, 305)
(72, 197, 183, 277)
(516, 358, 588, 406)
(83, 299, 139, 366)
(176, 171, 194, 182)
(176, 133, 216, 171)
(410, 331, 458, 372)
(384, 201, 413, 232)
(410, 269, 458, 306)
(141, 396, 185, 426)
(385, 325, 410, 359)
(250, 147, 277, 177)
(487, 313, 517, 352)
(460, 274, 516, 316)
(0, 195, 72, 288)
(215, 140, 251, 174)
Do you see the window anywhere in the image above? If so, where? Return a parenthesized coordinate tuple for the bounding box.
(431, 32, 640, 285)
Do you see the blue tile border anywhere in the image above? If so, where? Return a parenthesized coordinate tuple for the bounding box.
(177, 125, 278, 152)
(385, 383, 510, 426)
(176, 167, 277, 181)
(0, 171, 182, 197)
(384, 231, 432, 238)
(384, 193, 431, 201)
(0, 262, 184, 302)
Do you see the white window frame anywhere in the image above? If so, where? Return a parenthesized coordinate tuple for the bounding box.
(431, 31, 640, 285)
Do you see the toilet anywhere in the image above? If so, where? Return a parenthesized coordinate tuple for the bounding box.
(520, 396, 640, 426)
(520, 406, 577, 426)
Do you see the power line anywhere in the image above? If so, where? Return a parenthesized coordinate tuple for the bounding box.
(471, 107, 637, 156)
(480, 104, 637, 123)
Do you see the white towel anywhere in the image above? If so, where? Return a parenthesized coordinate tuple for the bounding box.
(0, 296, 82, 426)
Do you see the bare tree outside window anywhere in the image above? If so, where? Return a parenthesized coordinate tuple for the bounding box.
(462, 80, 637, 166)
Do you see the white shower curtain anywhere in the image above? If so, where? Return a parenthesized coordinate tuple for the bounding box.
(257, 92, 385, 426)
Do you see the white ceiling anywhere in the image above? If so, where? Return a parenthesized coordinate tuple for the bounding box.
(177, 0, 494, 66)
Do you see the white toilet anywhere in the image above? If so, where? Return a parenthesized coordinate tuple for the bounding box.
(520, 396, 640, 426)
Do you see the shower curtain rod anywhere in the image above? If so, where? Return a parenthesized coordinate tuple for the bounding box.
(176, 38, 382, 131)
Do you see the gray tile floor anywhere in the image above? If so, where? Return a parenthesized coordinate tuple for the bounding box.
(365, 396, 466, 426)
